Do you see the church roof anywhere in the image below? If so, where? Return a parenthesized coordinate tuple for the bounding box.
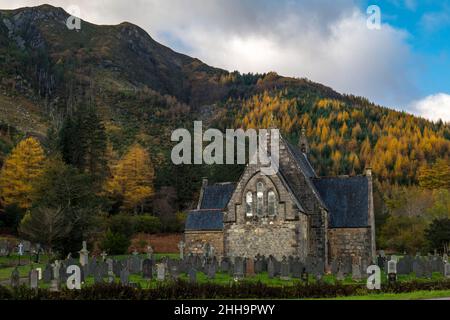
(200, 183, 236, 209)
(313, 176, 369, 228)
(185, 210, 224, 231)
(285, 142, 317, 179)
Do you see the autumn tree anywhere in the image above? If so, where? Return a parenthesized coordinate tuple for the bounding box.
(0, 137, 46, 209)
(419, 159, 450, 190)
(106, 144, 155, 213)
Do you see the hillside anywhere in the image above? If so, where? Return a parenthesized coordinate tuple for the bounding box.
(0, 4, 448, 211)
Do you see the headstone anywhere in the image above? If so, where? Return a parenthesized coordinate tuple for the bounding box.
(207, 263, 216, 279)
(142, 259, 153, 279)
(188, 267, 197, 283)
(29, 269, 39, 289)
(280, 256, 290, 280)
(413, 259, 425, 278)
(178, 241, 185, 260)
(424, 259, 433, 278)
(120, 268, 129, 286)
(233, 257, 244, 279)
(443, 254, 448, 263)
(220, 258, 230, 273)
(245, 258, 255, 277)
(255, 255, 263, 274)
(79, 241, 89, 267)
(94, 265, 104, 284)
(131, 251, 141, 274)
(377, 255, 385, 271)
(352, 264, 362, 281)
(156, 263, 165, 281)
(387, 259, 397, 275)
(146, 245, 154, 259)
(445, 263, 450, 278)
(291, 258, 303, 278)
(11, 267, 20, 288)
(43, 264, 53, 283)
(170, 265, 180, 280)
(268, 258, 275, 279)
(100, 251, 108, 262)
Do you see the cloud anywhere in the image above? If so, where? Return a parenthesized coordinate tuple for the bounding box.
(2, 0, 419, 109)
(409, 93, 450, 122)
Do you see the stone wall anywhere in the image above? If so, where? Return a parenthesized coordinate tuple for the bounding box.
(327, 228, 372, 262)
(184, 231, 224, 256)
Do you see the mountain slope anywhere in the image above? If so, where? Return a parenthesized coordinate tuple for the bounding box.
(0, 4, 448, 209)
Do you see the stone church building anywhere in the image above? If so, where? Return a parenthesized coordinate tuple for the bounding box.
(184, 132, 376, 268)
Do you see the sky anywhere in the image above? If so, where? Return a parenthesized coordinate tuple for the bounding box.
(1, 0, 449, 122)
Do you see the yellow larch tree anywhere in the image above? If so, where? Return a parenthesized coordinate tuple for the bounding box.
(0, 137, 46, 209)
(106, 144, 155, 213)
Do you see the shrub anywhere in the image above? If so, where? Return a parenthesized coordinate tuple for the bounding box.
(99, 230, 130, 255)
(134, 215, 162, 234)
(108, 214, 135, 238)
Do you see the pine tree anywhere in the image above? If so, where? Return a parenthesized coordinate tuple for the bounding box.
(106, 144, 155, 213)
(0, 137, 46, 209)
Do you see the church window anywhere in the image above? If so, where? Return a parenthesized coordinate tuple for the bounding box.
(246, 192, 253, 217)
(268, 190, 277, 216)
(257, 182, 264, 216)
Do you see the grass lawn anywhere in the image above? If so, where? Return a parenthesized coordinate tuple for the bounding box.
(323, 290, 450, 300)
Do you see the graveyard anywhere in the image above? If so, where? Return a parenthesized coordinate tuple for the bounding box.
(1, 239, 450, 300)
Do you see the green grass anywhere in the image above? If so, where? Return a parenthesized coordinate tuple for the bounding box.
(323, 290, 450, 300)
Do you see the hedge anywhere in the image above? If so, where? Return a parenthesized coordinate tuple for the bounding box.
(1, 279, 450, 300)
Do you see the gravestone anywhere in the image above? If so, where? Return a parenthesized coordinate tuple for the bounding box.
(120, 268, 129, 286)
(268, 258, 275, 279)
(220, 258, 230, 273)
(424, 260, 433, 278)
(142, 259, 153, 279)
(29, 269, 39, 289)
(157, 263, 165, 281)
(245, 258, 255, 277)
(131, 251, 141, 274)
(189, 267, 197, 283)
(352, 264, 362, 281)
(291, 258, 303, 278)
(43, 264, 53, 283)
(170, 265, 180, 280)
(280, 257, 290, 280)
(94, 266, 104, 284)
(146, 245, 154, 260)
(10, 267, 20, 288)
(445, 263, 450, 278)
(255, 254, 263, 274)
(233, 257, 244, 279)
(113, 260, 123, 277)
(79, 241, 89, 267)
(178, 241, 185, 260)
(443, 254, 448, 264)
(377, 255, 385, 271)
(387, 259, 397, 275)
(413, 259, 425, 278)
(207, 263, 216, 279)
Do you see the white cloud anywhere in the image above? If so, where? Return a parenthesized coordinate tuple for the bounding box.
(409, 93, 450, 123)
(1, 0, 419, 108)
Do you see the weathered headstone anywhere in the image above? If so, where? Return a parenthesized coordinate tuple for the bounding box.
(255, 255, 263, 274)
(10, 267, 20, 288)
(120, 268, 129, 286)
(445, 263, 450, 278)
(387, 259, 397, 275)
(178, 241, 185, 260)
(43, 264, 53, 283)
(352, 264, 362, 281)
(268, 258, 275, 279)
(245, 258, 255, 277)
(131, 251, 141, 274)
(233, 257, 244, 279)
(220, 258, 230, 273)
(156, 263, 165, 281)
(280, 257, 290, 280)
(142, 259, 153, 279)
(207, 262, 216, 279)
(146, 245, 154, 260)
(188, 267, 197, 283)
(413, 259, 425, 278)
(29, 269, 39, 289)
(79, 241, 89, 267)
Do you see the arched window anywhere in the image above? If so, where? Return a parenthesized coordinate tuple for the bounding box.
(245, 192, 253, 217)
(256, 182, 264, 216)
(268, 190, 277, 216)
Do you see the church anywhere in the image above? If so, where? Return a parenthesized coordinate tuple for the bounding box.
(184, 131, 376, 267)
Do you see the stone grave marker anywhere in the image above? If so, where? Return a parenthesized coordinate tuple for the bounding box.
(445, 263, 450, 278)
(245, 258, 255, 277)
(79, 241, 89, 267)
(157, 263, 165, 281)
(11, 267, 20, 288)
(189, 267, 197, 283)
(233, 257, 244, 279)
(220, 258, 230, 273)
(352, 264, 362, 281)
(207, 262, 216, 279)
(413, 259, 425, 278)
(120, 268, 129, 286)
(291, 258, 303, 278)
(43, 264, 53, 283)
(387, 259, 397, 275)
(268, 258, 275, 279)
(29, 269, 39, 289)
(142, 259, 153, 279)
(94, 265, 104, 284)
(280, 257, 290, 280)
(178, 241, 185, 260)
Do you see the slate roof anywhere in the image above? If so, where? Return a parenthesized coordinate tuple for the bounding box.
(285, 142, 317, 179)
(200, 183, 236, 209)
(313, 176, 369, 228)
(185, 210, 224, 231)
